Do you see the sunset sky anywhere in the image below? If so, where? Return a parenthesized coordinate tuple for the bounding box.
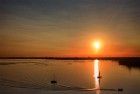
(0, 0, 140, 57)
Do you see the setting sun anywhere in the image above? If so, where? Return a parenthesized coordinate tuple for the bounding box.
(93, 41, 101, 50)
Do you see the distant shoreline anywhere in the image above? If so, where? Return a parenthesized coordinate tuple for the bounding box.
(0, 57, 140, 60)
(0, 57, 140, 68)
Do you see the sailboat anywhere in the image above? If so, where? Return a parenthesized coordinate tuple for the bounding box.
(97, 70, 102, 79)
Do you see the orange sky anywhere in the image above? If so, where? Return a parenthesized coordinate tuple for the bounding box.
(0, 0, 140, 57)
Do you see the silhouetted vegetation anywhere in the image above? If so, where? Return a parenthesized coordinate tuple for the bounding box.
(118, 58, 140, 69)
(0, 56, 140, 60)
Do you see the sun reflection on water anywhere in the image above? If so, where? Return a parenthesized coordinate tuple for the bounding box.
(94, 59, 100, 94)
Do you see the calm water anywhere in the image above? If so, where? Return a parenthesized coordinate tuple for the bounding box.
(0, 59, 140, 94)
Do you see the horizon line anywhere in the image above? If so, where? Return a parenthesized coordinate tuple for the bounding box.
(0, 56, 140, 60)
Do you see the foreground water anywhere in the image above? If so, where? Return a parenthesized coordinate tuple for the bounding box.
(0, 59, 139, 94)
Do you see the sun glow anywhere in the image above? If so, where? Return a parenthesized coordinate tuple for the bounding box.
(93, 40, 101, 50)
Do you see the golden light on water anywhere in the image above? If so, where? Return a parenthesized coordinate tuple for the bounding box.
(94, 60, 100, 88)
(94, 59, 99, 78)
(93, 59, 100, 94)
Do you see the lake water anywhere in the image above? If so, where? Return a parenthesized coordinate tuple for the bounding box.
(0, 59, 140, 94)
